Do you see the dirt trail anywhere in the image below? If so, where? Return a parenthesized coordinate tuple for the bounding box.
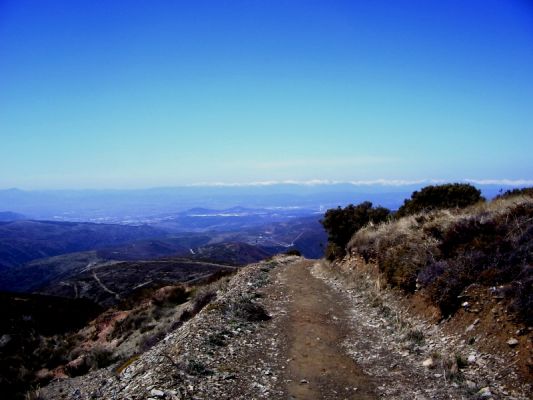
(280, 260, 377, 399)
(91, 270, 121, 300)
(41, 256, 531, 400)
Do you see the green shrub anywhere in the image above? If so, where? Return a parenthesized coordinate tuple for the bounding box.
(67, 346, 116, 376)
(397, 183, 483, 217)
(421, 202, 533, 318)
(111, 310, 150, 339)
(151, 285, 188, 306)
(230, 296, 270, 322)
(405, 329, 425, 345)
(417, 261, 447, 287)
(496, 186, 533, 199)
(191, 289, 217, 314)
(206, 331, 227, 347)
(140, 330, 166, 352)
(378, 242, 430, 292)
(321, 202, 390, 259)
(426, 260, 471, 317)
(86, 346, 116, 369)
(185, 359, 211, 376)
(325, 242, 344, 261)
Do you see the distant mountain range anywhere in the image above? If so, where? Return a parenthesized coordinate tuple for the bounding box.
(0, 182, 524, 222)
(0, 211, 26, 221)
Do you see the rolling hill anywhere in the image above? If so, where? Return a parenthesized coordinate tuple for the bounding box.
(0, 220, 165, 270)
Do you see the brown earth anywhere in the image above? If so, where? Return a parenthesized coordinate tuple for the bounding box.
(281, 260, 376, 399)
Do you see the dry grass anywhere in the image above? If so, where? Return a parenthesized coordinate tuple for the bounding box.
(347, 195, 533, 322)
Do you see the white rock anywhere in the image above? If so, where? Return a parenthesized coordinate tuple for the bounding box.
(465, 380, 476, 390)
(507, 338, 519, 346)
(467, 354, 476, 364)
(422, 358, 434, 368)
(477, 387, 492, 398)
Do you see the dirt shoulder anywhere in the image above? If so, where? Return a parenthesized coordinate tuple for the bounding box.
(314, 256, 532, 400)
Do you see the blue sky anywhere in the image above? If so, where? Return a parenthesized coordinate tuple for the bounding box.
(1, 0, 532, 189)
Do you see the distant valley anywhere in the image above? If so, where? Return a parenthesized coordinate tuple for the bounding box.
(0, 202, 326, 399)
(1, 185, 531, 399)
(0, 206, 326, 305)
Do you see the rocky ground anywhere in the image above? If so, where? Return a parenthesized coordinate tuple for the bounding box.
(313, 257, 532, 400)
(40, 256, 531, 400)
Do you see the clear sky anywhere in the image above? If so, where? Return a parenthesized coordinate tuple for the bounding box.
(1, 0, 532, 189)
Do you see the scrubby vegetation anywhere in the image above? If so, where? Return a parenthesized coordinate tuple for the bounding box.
(396, 183, 483, 217)
(230, 294, 271, 322)
(320, 201, 391, 261)
(0, 293, 102, 400)
(348, 193, 533, 324)
(321, 184, 484, 263)
(0, 269, 235, 400)
(495, 186, 533, 199)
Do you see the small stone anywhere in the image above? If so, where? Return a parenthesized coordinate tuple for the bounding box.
(468, 355, 476, 364)
(150, 388, 165, 397)
(465, 380, 477, 390)
(477, 387, 492, 398)
(422, 358, 434, 368)
(0, 334, 11, 348)
(300, 379, 308, 384)
(507, 338, 519, 347)
(462, 301, 469, 308)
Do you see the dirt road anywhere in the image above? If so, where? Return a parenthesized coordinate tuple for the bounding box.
(42, 256, 529, 400)
(280, 260, 377, 399)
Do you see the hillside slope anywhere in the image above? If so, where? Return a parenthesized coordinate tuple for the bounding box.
(347, 195, 532, 325)
(0, 220, 164, 271)
(40, 256, 531, 400)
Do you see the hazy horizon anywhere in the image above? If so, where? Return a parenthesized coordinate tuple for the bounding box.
(2, 178, 533, 192)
